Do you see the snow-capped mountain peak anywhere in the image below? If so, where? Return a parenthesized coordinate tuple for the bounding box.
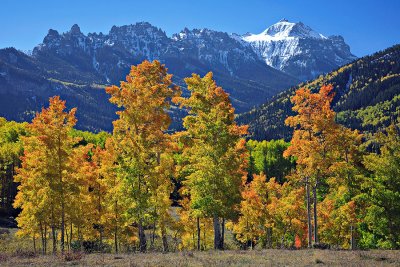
(242, 19, 356, 80)
(244, 19, 326, 42)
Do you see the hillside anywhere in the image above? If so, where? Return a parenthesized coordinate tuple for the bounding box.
(237, 44, 400, 141)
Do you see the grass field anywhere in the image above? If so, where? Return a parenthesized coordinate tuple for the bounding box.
(0, 249, 400, 266)
(1, 227, 400, 266)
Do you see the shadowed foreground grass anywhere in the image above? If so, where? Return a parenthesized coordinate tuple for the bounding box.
(1, 249, 400, 266)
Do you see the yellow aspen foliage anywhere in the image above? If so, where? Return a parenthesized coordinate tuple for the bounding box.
(174, 72, 248, 250)
(14, 96, 77, 254)
(105, 60, 180, 252)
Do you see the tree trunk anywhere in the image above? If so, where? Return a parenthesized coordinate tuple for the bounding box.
(350, 224, 355, 250)
(51, 226, 57, 254)
(99, 228, 104, 251)
(313, 185, 318, 244)
(114, 200, 119, 254)
(44, 225, 48, 254)
(203, 221, 206, 250)
(197, 217, 201, 251)
(60, 210, 65, 254)
(98, 188, 103, 251)
(58, 136, 65, 254)
(78, 226, 83, 252)
(114, 225, 118, 254)
(220, 218, 225, 250)
(161, 224, 168, 252)
(213, 215, 223, 250)
(41, 230, 45, 255)
(150, 223, 156, 250)
(269, 228, 273, 248)
(306, 178, 312, 248)
(40, 222, 45, 255)
(138, 222, 147, 252)
(69, 222, 73, 251)
(65, 225, 69, 252)
(265, 227, 271, 248)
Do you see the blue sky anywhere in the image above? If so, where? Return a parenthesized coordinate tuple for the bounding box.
(1, 0, 399, 56)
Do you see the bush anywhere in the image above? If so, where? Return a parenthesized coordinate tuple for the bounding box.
(70, 240, 82, 252)
(71, 240, 111, 253)
(313, 243, 330, 250)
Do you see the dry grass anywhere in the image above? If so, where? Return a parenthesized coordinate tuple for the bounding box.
(0, 249, 399, 266)
(1, 227, 400, 266)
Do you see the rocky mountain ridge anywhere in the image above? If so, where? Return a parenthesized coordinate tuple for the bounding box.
(0, 20, 355, 131)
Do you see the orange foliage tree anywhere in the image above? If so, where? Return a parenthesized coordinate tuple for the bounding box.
(284, 85, 338, 247)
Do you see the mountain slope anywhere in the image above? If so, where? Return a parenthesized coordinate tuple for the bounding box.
(0, 23, 300, 131)
(242, 19, 356, 80)
(32, 23, 298, 111)
(0, 48, 117, 131)
(237, 44, 400, 141)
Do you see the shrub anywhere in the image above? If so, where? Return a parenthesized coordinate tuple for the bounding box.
(71, 240, 111, 253)
(313, 243, 330, 250)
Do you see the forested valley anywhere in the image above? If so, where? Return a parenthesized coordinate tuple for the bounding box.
(0, 60, 399, 256)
